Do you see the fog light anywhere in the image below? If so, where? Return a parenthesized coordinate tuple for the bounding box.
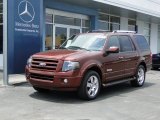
(64, 79, 68, 83)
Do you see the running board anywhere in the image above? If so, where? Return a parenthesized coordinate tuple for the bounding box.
(102, 77, 136, 87)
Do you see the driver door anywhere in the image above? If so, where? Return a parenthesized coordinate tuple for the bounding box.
(104, 35, 125, 82)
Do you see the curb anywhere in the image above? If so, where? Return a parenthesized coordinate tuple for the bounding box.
(12, 81, 28, 86)
(0, 81, 28, 87)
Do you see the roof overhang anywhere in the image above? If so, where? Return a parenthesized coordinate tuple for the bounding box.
(54, 0, 160, 24)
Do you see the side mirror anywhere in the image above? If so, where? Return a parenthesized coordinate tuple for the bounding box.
(106, 46, 119, 55)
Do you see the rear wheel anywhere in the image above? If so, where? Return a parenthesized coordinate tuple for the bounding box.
(78, 71, 101, 100)
(33, 86, 50, 93)
(131, 65, 146, 87)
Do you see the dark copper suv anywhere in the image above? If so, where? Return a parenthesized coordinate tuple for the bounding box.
(26, 30, 152, 100)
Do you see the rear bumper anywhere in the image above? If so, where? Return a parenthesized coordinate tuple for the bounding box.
(26, 66, 82, 91)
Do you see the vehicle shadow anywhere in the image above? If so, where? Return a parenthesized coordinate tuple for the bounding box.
(29, 81, 155, 104)
(151, 69, 160, 71)
(12, 82, 31, 87)
(97, 82, 154, 101)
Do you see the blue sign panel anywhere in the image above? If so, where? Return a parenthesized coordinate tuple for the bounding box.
(8, 0, 43, 73)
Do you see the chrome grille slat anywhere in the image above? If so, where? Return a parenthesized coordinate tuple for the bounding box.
(33, 58, 58, 63)
(31, 66, 57, 71)
(32, 61, 58, 66)
(31, 64, 57, 69)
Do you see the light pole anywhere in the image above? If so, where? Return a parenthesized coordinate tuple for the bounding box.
(3, 0, 9, 85)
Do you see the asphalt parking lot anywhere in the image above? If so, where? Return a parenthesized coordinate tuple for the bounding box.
(0, 70, 160, 120)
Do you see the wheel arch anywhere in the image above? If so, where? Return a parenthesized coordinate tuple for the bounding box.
(138, 61, 147, 72)
(81, 64, 103, 84)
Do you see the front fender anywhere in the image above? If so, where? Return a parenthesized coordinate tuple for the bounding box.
(80, 60, 104, 79)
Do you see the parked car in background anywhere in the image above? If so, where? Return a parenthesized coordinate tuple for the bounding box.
(152, 53, 160, 70)
(26, 30, 152, 100)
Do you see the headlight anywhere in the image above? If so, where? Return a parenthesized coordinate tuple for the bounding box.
(62, 61, 80, 72)
(27, 57, 32, 67)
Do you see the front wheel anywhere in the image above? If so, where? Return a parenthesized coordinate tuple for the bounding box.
(78, 71, 101, 100)
(131, 65, 146, 87)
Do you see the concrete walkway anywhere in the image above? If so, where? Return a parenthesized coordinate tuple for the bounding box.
(0, 72, 27, 86)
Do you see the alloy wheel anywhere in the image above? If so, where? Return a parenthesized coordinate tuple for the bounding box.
(86, 75, 99, 97)
(137, 67, 145, 85)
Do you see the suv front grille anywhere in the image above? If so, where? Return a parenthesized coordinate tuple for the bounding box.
(31, 58, 59, 71)
(30, 73, 54, 81)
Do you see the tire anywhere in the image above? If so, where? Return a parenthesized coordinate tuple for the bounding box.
(78, 71, 101, 100)
(33, 86, 50, 93)
(131, 65, 146, 87)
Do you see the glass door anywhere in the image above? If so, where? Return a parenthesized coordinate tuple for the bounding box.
(54, 25, 81, 49)
(45, 24, 53, 50)
(69, 28, 80, 37)
(55, 26, 67, 49)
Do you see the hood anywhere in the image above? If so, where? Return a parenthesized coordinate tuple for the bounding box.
(32, 49, 93, 60)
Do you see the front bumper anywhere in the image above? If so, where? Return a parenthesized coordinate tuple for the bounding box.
(26, 66, 82, 91)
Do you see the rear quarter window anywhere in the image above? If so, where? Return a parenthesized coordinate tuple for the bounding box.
(134, 35, 150, 51)
(119, 35, 135, 52)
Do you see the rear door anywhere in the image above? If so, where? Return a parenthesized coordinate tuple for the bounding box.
(133, 35, 152, 70)
(118, 35, 139, 78)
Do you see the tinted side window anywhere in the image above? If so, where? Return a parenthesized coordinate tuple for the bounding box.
(119, 36, 134, 52)
(108, 36, 120, 48)
(134, 35, 150, 51)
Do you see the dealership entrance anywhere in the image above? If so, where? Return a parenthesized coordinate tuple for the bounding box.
(54, 25, 81, 49)
(45, 9, 90, 50)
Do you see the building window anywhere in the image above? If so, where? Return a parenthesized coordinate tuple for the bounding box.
(54, 15, 81, 26)
(82, 19, 90, 33)
(98, 13, 120, 31)
(128, 19, 136, 31)
(158, 25, 160, 52)
(0, 0, 3, 54)
(143, 23, 151, 44)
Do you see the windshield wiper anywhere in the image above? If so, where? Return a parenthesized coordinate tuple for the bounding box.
(67, 46, 89, 51)
(59, 46, 67, 49)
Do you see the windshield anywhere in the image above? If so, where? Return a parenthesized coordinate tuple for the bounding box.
(60, 34, 106, 51)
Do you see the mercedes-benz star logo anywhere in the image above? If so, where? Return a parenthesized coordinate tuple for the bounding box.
(18, 0, 35, 23)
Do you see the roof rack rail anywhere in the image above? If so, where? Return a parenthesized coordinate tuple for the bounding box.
(112, 30, 136, 34)
(87, 29, 111, 33)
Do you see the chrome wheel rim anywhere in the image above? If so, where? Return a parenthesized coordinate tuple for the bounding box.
(137, 68, 145, 85)
(86, 75, 99, 97)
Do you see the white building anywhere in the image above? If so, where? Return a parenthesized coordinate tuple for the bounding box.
(1, 0, 160, 73)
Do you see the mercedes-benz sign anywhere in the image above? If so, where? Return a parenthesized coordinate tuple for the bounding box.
(18, 0, 35, 23)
